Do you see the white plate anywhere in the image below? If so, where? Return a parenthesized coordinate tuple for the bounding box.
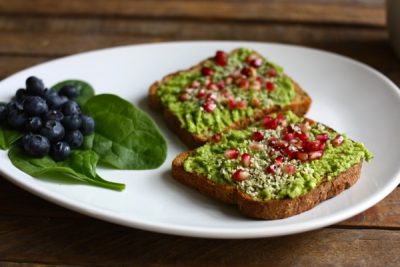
(0, 41, 399, 239)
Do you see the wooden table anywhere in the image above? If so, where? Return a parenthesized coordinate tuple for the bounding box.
(0, 0, 399, 266)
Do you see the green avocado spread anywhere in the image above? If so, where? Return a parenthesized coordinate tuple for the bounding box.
(157, 48, 295, 137)
(183, 112, 372, 200)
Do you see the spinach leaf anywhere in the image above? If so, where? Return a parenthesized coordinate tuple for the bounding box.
(52, 80, 95, 106)
(8, 146, 125, 191)
(0, 125, 23, 150)
(84, 94, 167, 169)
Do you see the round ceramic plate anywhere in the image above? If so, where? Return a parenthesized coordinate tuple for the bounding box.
(0, 41, 399, 239)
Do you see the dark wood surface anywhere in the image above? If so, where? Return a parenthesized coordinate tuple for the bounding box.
(0, 0, 399, 266)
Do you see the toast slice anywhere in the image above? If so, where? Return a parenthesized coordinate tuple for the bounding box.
(172, 112, 372, 219)
(149, 48, 312, 148)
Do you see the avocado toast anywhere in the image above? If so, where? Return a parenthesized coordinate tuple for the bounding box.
(172, 112, 372, 219)
(149, 48, 312, 148)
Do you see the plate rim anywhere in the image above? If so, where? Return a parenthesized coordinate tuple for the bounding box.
(0, 40, 399, 239)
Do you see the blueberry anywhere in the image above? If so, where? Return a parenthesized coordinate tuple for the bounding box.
(40, 120, 65, 143)
(7, 101, 24, 112)
(64, 130, 83, 149)
(26, 76, 45, 96)
(46, 93, 68, 110)
(15, 88, 27, 101)
(7, 109, 27, 130)
(0, 103, 8, 123)
(59, 85, 79, 99)
(22, 134, 50, 158)
(50, 141, 71, 161)
(43, 110, 64, 121)
(62, 114, 82, 130)
(26, 116, 42, 133)
(23, 96, 48, 116)
(80, 115, 95, 135)
(62, 101, 81, 115)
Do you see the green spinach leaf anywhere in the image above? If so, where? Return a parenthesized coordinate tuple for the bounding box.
(8, 146, 125, 191)
(83, 94, 167, 169)
(0, 125, 23, 150)
(52, 80, 95, 106)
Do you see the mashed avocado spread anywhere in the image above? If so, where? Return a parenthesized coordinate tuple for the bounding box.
(157, 48, 295, 137)
(183, 112, 372, 200)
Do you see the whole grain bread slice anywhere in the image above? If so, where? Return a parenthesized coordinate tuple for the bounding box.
(172, 151, 363, 220)
(149, 49, 312, 149)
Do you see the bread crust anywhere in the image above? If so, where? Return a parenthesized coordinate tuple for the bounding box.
(149, 49, 312, 149)
(172, 151, 363, 219)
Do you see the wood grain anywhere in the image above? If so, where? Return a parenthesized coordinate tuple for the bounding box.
(0, 215, 399, 267)
(0, 0, 385, 26)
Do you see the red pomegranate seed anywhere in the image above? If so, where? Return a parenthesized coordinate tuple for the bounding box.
(211, 133, 221, 143)
(196, 89, 206, 98)
(332, 135, 344, 147)
(215, 50, 228, 66)
(201, 67, 213, 76)
(250, 58, 262, 68)
(284, 164, 296, 175)
(284, 147, 296, 159)
(224, 148, 239, 159)
(296, 151, 309, 162)
(295, 131, 308, 141)
(309, 150, 323, 160)
(178, 93, 188, 102)
(265, 118, 279, 130)
(232, 169, 250, 182)
(266, 164, 277, 174)
(276, 113, 286, 123)
(306, 140, 322, 152)
(316, 133, 329, 142)
(227, 97, 237, 110)
(319, 142, 326, 150)
(191, 80, 200, 88)
(241, 67, 251, 76)
(267, 68, 277, 77)
(266, 81, 274, 91)
(252, 131, 264, 141)
(203, 101, 216, 112)
(251, 97, 261, 107)
(283, 133, 295, 142)
(237, 100, 247, 109)
(217, 80, 225, 90)
(268, 137, 278, 147)
(240, 79, 250, 89)
(275, 156, 284, 164)
(241, 153, 251, 167)
(207, 82, 218, 90)
(206, 93, 216, 101)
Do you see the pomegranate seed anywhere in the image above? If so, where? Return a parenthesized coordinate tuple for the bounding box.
(276, 113, 286, 123)
(225, 76, 233, 85)
(268, 137, 278, 147)
(250, 142, 263, 151)
(201, 67, 213, 76)
(240, 79, 250, 89)
(266, 164, 277, 174)
(191, 80, 200, 88)
(316, 133, 329, 142)
(206, 93, 216, 101)
(241, 153, 251, 167)
(224, 148, 239, 159)
(251, 97, 261, 107)
(319, 142, 326, 150)
(211, 133, 221, 143)
(265, 118, 279, 130)
(309, 150, 323, 160)
(266, 81, 274, 91)
(284, 147, 296, 159)
(267, 68, 277, 77)
(227, 97, 237, 110)
(250, 58, 262, 68)
(306, 140, 322, 152)
(252, 131, 264, 141)
(284, 164, 296, 175)
(236, 100, 246, 109)
(283, 133, 295, 142)
(232, 169, 250, 182)
(178, 93, 188, 102)
(332, 135, 344, 147)
(207, 82, 218, 90)
(275, 156, 284, 164)
(203, 101, 216, 112)
(241, 67, 251, 76)
(196, 89, 206, 98)
(295, 131, 308, 141)
(286, 125, 295, 133)
(245, 54, 257, 64)
(296, 151, 309, 162)
(215, 50, 228, 66)
(217, 80, 225, 90)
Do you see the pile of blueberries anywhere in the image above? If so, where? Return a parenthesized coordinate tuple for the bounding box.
(0, 76, 95, 161)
